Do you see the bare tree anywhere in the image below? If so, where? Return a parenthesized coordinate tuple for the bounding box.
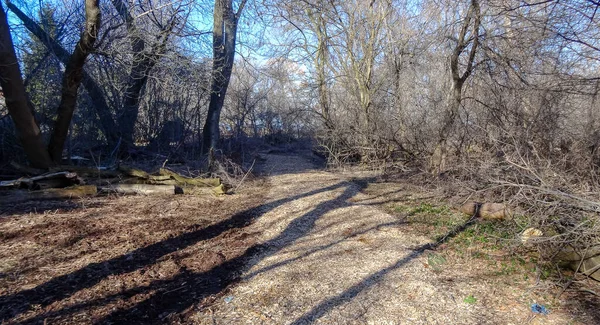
(1, 0, 103, 166)
(110, 0, 182, 147)
(201, 0, 247, 153)
(8, 2, 118, 146)
(48, 0, 101, 162)
(434, 0, 481, 171)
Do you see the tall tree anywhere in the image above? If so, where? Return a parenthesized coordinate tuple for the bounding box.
(48, 0, 102, 162)
(0, 2, 52, 168)
(434, 0, 481, 171)
(306, 4, 332, 128)
(201, 0, 247, 153)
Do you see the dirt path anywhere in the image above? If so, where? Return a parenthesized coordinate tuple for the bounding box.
(1, 152, 595, 324)
(191, 152, 585, 325)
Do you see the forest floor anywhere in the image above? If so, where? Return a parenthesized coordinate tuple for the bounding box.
(1, 150, 599, 324)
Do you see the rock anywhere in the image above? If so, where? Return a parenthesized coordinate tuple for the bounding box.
(556, 248, 600, 281)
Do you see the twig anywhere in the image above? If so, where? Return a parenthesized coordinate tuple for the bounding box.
(580, 289, 599, 297)
(233, 159, 255, 193)
(556, 249, 587, 299)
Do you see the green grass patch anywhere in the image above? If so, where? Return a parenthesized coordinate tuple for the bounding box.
(388, 201, 542, 281)
(463, 295, 477, 304)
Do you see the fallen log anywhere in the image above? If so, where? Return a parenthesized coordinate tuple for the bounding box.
(0, 164, 227, 200)
(98, 184, 176, 195)
(36, 178, 78, 190)
(179, 184, 226, 195)
(90, 177, 137, 186)
(0, 185, 97, 204)
(158, 168, 220, 187)
(148, 174, 171, 181)
(459, 202, 512, 220)
(0, 171, 83, 189)
(118, 166, 149, 178)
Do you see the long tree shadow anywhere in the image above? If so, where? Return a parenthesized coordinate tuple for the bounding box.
(93, 179, 371, 324)
(241, 220, 406, 281)
(289, 217, 478, 325)
(1, 178, 370, 322)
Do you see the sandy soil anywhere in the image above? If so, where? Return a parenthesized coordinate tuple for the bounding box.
(1, 151, 598, 324)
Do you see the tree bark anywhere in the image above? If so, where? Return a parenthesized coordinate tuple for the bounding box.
(7, 2, 118, 146)
(201, 0, 247, 153)
(0, 3, 53, 168)
(47, 0, 101, 162)
(307, 7, 332, 129)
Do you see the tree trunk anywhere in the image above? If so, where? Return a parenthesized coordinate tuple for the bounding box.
(119, 62, 150, 146)
(0, 3, 52, 168)
(307, 8, 332, 129)
(111, 0, 150, 146)
(201, 0, 246, 153)
(7, 2, 118, 146)
(48, 0, 101, 162)
(435, 0, 480, 172)
(111, 0, 177, 147)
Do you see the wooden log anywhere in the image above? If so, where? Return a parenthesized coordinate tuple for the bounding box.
(459, 202, 479, 215)
(90, 177, 136, 186)
(158, 168, 220, 187)
(98, 184, 176, 195)
(118, 165, 150, 179)
(144, 179, 179, 185)
(36, 178, 79, 190)
(479, 203, 511, 220)
(0, 171, 82, 188)
(0, 185, 97, 204)
(179, 184, 226, 195)
(459, 202, 511, 220)
(213, 184, 226, 195)
(99, 178, 178, 186)
(148, 174, 171, 181)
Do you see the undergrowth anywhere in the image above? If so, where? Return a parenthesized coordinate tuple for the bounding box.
(386, 200, 544, 280)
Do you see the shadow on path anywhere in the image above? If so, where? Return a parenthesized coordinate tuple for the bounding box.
(95, 179, 371, 324)
(0, 178, 365, 323)
(289, 217, 478, 325)
(2, 174, 378, 324)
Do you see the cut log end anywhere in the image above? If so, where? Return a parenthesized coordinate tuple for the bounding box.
(459, 201, 511, 220)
